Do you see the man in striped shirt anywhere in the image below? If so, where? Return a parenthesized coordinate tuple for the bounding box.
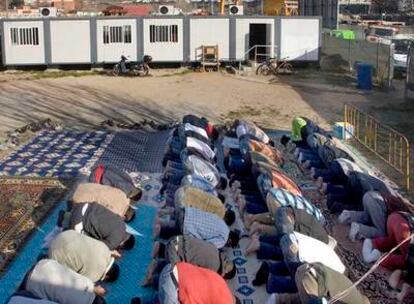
(154, 207, 239, 249)
(245, 187, 325, 234)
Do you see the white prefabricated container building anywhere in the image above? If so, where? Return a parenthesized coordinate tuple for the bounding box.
(50, 19, 91, 64)
(0, 16, 322, 66)
(143, 18, 184, 62)
(190, 18, 230, 61)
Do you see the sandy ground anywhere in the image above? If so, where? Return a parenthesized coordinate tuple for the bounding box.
(1, 69, 411, 139)
(0, 70, 328, 138)
(0, 68, 413, 191)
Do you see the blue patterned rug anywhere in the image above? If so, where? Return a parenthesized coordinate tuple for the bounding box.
(97, 130, 171, 174)
(0, 175, 162, 304)
(223, 200, 267, 304)
(0, 131, 113, 178)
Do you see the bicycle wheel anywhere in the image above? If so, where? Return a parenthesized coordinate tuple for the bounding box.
(256, 63, 271, 76)
(131, 65, 141, 77)
(278, 63, 293, 75)
(284, 63, 293, 74)
(112, 64, 121, 76)
(142, 66, 150, 76)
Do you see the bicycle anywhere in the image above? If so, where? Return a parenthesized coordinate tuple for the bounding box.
(256, 57, 293, 76)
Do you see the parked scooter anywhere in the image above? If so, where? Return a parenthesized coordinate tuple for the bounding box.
(112, 55, 152, 77)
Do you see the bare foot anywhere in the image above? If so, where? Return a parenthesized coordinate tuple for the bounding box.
(287, 142, 297, 153)
(388, 270, 402, 289)
(397, 283, 412, 302)
(158, 207, 173, 217)
(245, 236, 260, 255)
(244, 214, 255, 229)
(111, 250, 122, 259)
(320, 183, 328, 194)
(310, 167, 316, 179)
(154, 217, 161, 226)
(238, 197, 247, 214)
(141, 260, 157, 287)
(302, 160, 311, 170)
(231, 181, 241, 192)
(153, 224, 161, 238)
(233, 189, 242, 201)
(316, 177, 324, 188)
(94, 285, 107, 297)
(249, 222, 263, 236)
(152, 242, 160, 258)
(158, 200, 166, 209)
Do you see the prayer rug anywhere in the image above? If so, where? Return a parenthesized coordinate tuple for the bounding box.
(97, 130, 171, 174)
(0, 177, 68, 277)
(0, 131, 113, 178)
(0, 174, 162, 303)
(216, 135, 268, 304)
(223, 201, 268, 304)
(275, 137, 400, 304)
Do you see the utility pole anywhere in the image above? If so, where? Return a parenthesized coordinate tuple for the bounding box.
(6, 0, 9, 18)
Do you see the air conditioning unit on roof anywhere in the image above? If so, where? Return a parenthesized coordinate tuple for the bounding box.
(39, 7, 57, 17)
(159, 5, 175, 15)
(229, 5, 243, 15)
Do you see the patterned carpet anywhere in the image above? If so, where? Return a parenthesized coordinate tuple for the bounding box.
(215, 137, 267, 304)
(0, 131, 113, 178)
(0, 126, 405, 303)
(278, 142, 400, 304)
(0, 177, 68, 277)
(0, 174, 164, 304)
(223, 204, 267, 304)
(105, 174, 163, 303)
(98, 130, 171, 173)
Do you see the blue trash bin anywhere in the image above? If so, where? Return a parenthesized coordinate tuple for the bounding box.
(356, 63, 373, 90)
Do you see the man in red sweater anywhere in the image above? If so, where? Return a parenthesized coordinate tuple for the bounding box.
(131, 262, 240, 304)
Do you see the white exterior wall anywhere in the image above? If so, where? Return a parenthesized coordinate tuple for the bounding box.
(279, 18, 320, 61)
(235, 18, 275, 60)
(97, 19, 137, 63)
(50, 20, 91, 64)
(189, 18, 229, 61)
(3, 20, 45, 65)
(143, 18, 183, 62)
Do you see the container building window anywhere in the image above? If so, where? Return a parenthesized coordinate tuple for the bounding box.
(103, 25, 132, 44)
(10, 27, 39, 46)
(149, 25, 178, 43)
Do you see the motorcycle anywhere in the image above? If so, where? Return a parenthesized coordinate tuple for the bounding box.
(112, 55, 153, 77)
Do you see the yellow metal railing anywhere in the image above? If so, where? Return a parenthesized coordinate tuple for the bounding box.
(344, 104, 411, 191)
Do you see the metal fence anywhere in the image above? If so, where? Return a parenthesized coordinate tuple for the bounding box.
(322, 33, 394, 87)
(344, 104, 411, 191)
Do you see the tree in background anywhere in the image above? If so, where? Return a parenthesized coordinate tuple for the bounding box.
(371, 0, 398, 13)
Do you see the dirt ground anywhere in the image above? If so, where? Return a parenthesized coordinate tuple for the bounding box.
(0, 68, 413, 187)
(0, 69, 326, 139)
